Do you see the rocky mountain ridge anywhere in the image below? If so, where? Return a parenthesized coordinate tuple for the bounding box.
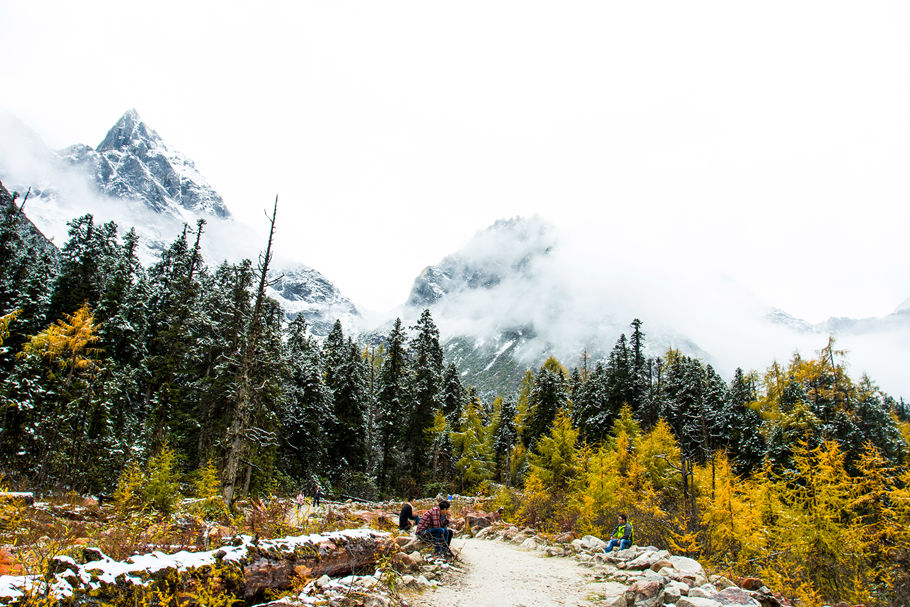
(0, 181, 59, 263)
(268, 264, 360, 335)
(400, 215, 713, 395)
(58, 109, 230, 221)
(406, 216, 557, 308)
(768, 305, 910, 336)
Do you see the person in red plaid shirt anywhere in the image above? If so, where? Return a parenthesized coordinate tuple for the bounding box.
(416, 500, 453, 556)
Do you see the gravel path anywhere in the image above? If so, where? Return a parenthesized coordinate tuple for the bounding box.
(411, 537, 595, 607)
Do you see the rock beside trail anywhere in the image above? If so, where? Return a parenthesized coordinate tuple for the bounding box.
(626, 549, 670, 570)
(580, 535, 608, 551)
(471, 517, 784, 607)
(677, 598, 724, 607)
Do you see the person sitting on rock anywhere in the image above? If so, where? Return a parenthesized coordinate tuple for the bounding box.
(416, 499, 454, 556)
(399, 496, 419, 531)
(603, 513, 634, 552)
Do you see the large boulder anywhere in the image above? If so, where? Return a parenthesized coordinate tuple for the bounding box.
(735, 578, 764, 591)
(626, 549, 670, 570)
(658, 580, 691, 604)
(465, 514, 492, 529)
(387, 552, 417, 572)
(711, 587, 762, 606)
(602, 596, 629, 607)
(668, 556, 707, 579)
(512, 533, 531, 545)
(650, 558, 674, 572)
(689, 584, 719, 598)
(624, 580, 663, 607)
(677, 598, 723, 607)
(668, 555, 708, 585)
(588, 581, 628, 600)
(580, 535, 607, 551)
(607, 546, 641, 563)
(713, 576, 737, 590)
(554, 532, 576, 544)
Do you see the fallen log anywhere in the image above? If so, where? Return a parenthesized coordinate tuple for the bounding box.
(0, 529, 397, 606)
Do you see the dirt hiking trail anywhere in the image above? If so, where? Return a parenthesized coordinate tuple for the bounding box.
(412, 537, 595, 607)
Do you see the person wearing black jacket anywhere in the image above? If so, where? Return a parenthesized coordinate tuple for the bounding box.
(399, 496, 419, 531)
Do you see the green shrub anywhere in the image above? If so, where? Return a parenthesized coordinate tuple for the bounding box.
(113, 443, 183, 517)
(190, 460, 231, 523)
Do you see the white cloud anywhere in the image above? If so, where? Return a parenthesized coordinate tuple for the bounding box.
(411, 217, 909, 399)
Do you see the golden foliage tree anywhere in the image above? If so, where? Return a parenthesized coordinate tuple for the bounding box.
(20, 303, 101, 384)
(766, 440, 867, 605)
(0, 308, 20, 347)
(693, 450, 766, 570)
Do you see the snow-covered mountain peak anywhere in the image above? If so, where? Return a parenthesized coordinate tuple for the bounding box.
(407, 215, 556, 308)
(268, 264, 360, 336)
(97, 108, 159, 153)
(58, 109, 231, 221)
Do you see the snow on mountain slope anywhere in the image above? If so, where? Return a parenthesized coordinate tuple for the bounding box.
(402, 216, 909, 399)
(407, 216, 557, 308)
(58, 109, 231, 221)
(400, 216, 712, 395)
(268, 265, 360, 336)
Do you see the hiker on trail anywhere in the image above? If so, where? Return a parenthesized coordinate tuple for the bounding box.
(313, 486, 322, 507)
(416, 499, 454, 556)
(603, 513, 634, 552)
(399, 496, 420, 531)
(296, 490, 306, 507)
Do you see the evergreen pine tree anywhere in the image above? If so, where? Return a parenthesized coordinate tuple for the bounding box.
(629, 319, 652, 423)
(280, 315, 334, 484)
(492, 396, 518, 482)
(525, 357, 570, 447)
(726, 368, 765, 475)
(573, 361, 615, 442)
(322, 322, 370, 484)
(48, 215, 119, 320)
(143, 221, 207, 454)
(605, 333, 633, 415)
(440, 362, 466, 426)
(375, 318, 409, 493)
(0, 191, 58, 343)
(407, 309, 444, 475)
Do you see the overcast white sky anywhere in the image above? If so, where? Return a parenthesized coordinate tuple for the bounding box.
(1, 1, 909, 322)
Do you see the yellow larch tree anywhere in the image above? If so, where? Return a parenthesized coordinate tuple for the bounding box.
(769, 439, 868, 605)
(693, 450, 765, 572)
(572, 442, 621, 537)
(0, 309, 20, 346)
(20, 303, 101, 384)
